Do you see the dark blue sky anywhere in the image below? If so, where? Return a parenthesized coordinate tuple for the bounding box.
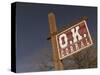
(15, 2, 97, 72)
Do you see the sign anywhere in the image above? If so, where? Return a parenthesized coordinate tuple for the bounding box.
(56, 20, 93, 60)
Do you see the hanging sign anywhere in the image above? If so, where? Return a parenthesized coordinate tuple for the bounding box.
(56, 20, 93, 60)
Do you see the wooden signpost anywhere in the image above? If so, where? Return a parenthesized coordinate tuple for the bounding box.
(48, 12, 64, 70)
(48, 12, 93, 70)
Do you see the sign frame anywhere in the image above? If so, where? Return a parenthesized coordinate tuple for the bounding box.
(56, 20, 93, 60)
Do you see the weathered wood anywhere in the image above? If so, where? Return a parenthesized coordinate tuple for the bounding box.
(48, 12, 64, 70)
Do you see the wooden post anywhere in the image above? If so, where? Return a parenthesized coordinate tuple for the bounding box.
(48, 12, 64, 70)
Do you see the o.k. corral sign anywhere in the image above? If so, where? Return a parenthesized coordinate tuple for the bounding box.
(56, 20, 93, 60)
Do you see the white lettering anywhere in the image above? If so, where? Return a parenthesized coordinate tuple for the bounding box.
(59, 33, 68, 49)
(71, 26, 82, 42)
(85, 38, 90, 45)
(70, 45, 74, 53)
(65, 48, 69, 55)
(75, 43, 79, 50)
(81, 41, 84, 48)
